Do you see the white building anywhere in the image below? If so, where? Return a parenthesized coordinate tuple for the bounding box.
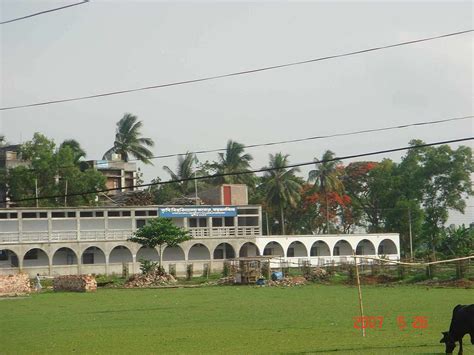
(0, 205, 399, 276)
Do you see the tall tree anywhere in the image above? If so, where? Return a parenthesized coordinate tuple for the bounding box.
(4, 133, 105, 207)
(399, 140, 473, 257)
(129, 218, 191, 271)
(263, 153, 302, 235)
(103, 113, 155, 164)
(162, 152, 196, 195)
(308, 150, 343, 233)
(0, 135, 6, 146)
(212, 140, 254, 186)
(60, 139, 86, 164)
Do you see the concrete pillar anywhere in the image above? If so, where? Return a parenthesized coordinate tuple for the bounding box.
(18, 213, 23, 242)
(47, 211, 52, 241)
(77, 250, 82, 275)
(131, 210, 136, 232)
(105, 254, 109, 276)
(132, 254, 136, 274)
(234, 216, 238, 237)
(48, 260, 52, 277)
(209, 248, 214, 274)
(76, 212, 81, 241)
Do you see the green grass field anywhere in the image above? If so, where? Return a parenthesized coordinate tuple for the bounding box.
(0, 284, 472, 354)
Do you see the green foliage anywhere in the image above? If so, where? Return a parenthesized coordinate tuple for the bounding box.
(399, 141, 473, 254)
(139, 259, 160, 274)
(2, 133, 106, 207)
(222, 261, 231, 277)
(263, 153, 302, 235)
(439, 225, 474, 258)
(103, 113, 155, 164)
(162, 152, 197, 195)
(129, 218, 191, 267)
(211, 140, 255, 186)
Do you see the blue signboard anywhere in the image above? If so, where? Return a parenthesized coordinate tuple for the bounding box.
(96, 160, 109, 169)
(158, 206, 237, 218)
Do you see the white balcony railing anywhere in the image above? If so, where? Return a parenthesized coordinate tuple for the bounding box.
(188, 227, 260, 238)
(0, 226, 261, 244)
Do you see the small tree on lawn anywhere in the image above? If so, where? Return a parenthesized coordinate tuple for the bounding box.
(129, 218, 191, 273)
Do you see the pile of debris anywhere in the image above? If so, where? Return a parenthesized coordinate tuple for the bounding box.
(105, 190, 154, 206)
(304, 267, 329, 282)
(125, 270, 177, 288)
(53, 275, 97, 292)
(0, 273, 31, 296)
(266, 276, 307, 287)
(217, 276, 235, 285)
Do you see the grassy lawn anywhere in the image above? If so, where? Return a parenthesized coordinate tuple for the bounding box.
(0, 284, 472, 354)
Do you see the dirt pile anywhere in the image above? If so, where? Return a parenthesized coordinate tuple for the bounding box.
(267, 276, 307, 287)
(53, 275, 97, 292)
(125, 271, 177, 288)
(305, 267, 329, 282)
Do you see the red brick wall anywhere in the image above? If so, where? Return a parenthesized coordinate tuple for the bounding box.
(0, 273, 31, 296)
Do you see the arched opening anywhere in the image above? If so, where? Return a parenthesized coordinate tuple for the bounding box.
(0, 249, 19, 268)
(188, 244, 211, 261)
(23, 248, 49, 267)
(333, 240, 352, 256)
(109, 246, 133, 263)
(310, 241, 331, 256)
(287, 241, 307, 257)
(263, 242, 284, 256)
(82, 246, 106, 264)
(239, 242, 260, 257)
(136, 246, 160, 262)
(163, 246, 185, 261)
(213, 243, 235, 259)
(356, 239, 376, 255)
(378, 239, 398, 255)
(52, 248, 78, 265)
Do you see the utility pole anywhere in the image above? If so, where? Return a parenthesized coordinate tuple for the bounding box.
(408, 208, 413, 261)
(194, 155, 199, 205)
(64, 180, 68, 207)
(35, 178, 39, 208)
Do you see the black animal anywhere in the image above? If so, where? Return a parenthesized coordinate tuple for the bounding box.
(440, 304, 474, 354)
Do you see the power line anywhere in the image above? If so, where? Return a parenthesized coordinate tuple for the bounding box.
(128, 114, 474, 162)
(4, 136, 472, 204)
(0, 0, 89, 25)
(9, 114, 473, 172)
(1, 29, 472, 111)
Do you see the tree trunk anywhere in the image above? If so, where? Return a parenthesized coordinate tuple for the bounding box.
(280, 205, 286, 235)
(159, 244, 163, 270)
(325, 193, 330, 234)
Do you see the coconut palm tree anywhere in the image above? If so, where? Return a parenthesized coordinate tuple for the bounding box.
(60, 139, 86, 164)
(308, 150, 343, 233)
(212, 140, 254, 185)
(103, 113, 155, 164)
(263, 153, 302, 235)
(163, 152, 196, 195)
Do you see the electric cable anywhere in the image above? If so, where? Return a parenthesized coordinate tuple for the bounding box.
(1, 29, 472, 111)
(9, 113, 472, 172)
(1, 0, 89, 25)
(3, 136, 472, 204)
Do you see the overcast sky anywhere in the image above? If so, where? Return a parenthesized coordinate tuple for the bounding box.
(1, 0, 472, 222)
